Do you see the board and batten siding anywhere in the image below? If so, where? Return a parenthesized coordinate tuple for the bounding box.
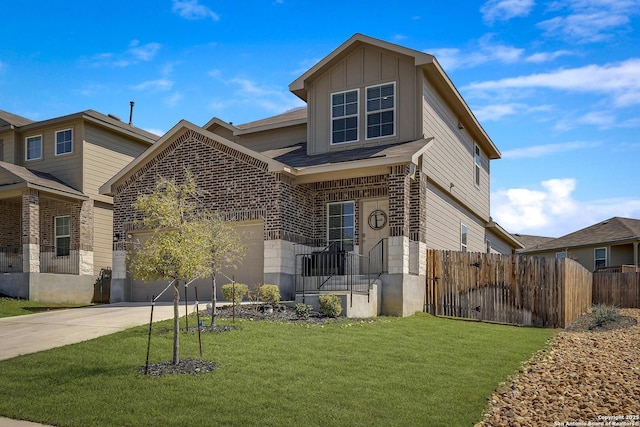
(83, 123, 151, 202)
(421, 75, 490, 221)
(18, 120, 84, 191)
(307, 45, 418, 155)
(93, 202, 113, 274)
(237, 124, 307, 152)
(425, 182, 486, 252)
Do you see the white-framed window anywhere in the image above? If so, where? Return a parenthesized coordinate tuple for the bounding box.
(331, 89, 359, 144)
(55, 129, 73, 155)
(327, 201, 355, 251)
(55, 216, 71, 257)
(366, 82, 395, 139)
(461, 223, 468, 252)
(25, 135, 42, 161)
(474, 144, 481, 186)
(556, 251, 568, 259)
(594, 247, 607, 269)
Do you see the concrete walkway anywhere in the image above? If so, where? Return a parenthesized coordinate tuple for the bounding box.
(0, 302, 177, 427)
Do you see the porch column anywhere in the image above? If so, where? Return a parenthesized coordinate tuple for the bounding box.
(21, 188, 40, 273)
(388, 165, 411, 274)
(78, 200, 94, 275)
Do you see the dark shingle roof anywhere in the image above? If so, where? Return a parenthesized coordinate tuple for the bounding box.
(260, 138, 432, 168)
(0, 110, 34, 127)
(0, 161, 87, 199)
(236, 107, 307, 130)
(522, 217, 640, 252)
(512, 234, 556, 252)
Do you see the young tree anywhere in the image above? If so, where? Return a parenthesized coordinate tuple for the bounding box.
(128, 172, 244, 364)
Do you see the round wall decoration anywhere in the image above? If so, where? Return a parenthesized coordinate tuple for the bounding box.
(368, 209, 387, 230)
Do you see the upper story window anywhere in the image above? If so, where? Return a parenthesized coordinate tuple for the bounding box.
(474, 144, 481, 186)
(331, 89, 359, 144)
(55, 129, 73, 155)
(25, 135, 42, 161)
(461, 223, 468, 252)
(55, 216, 71, 257)
(366, 82, 395, 139)
(594, 247, 607, 269)
(327, 201, 355, 251)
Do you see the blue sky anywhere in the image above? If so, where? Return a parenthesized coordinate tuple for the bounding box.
(1, 0, 639, 237)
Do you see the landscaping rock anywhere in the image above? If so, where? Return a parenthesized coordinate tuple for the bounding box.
(477, 309, 640, 426)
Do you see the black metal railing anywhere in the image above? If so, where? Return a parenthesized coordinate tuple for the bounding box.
(368, 238, 388, 276)
(294, 241, 372, 305)
(39, 245, 79, 275)
(0, 245, 22, 273)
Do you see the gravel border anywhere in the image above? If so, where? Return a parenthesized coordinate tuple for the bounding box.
(476, 309, 640, 426)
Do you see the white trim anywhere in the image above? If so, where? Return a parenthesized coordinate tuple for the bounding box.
(55, 128, 73, 156)
(330, 88, 360, 145)
(25, 134, 42, 161)
(461, 223, 468, 252)
(594, 247, 607, 269)
(365, 81, 396, 141)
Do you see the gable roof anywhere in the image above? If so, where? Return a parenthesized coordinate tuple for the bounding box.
(512, 234, 556, 251)
(522, 217, 640, 253)
(289, 33, 500, 160)
(0, 161, 88, 200)
(0, 110, 34, 128)
(204, 107, 307, 136)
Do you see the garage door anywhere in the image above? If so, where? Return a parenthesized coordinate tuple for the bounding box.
(128, 221, 265, 302)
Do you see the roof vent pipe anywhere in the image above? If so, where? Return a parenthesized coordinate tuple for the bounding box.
(129, 101, 135, 125)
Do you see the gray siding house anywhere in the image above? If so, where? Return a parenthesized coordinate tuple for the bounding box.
(0, 109, 156, 302)
(101, 34, 521, 316)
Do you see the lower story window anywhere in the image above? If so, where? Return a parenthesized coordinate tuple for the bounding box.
(55, 216, 71, 256)
(594, 247, 607, 269)
(327, 201, 354, 251)
(461, 223, 468, 252)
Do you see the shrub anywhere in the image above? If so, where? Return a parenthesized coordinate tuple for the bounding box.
(319, 295, 342, 318)
(590, 303, 620, 329)
(259, 285, 281, 306)
(222, 283, 249, 304)
(294, 303, 313, 319)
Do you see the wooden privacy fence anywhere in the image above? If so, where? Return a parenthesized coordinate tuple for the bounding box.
(425, 250, 592, 328)
(593, 272, 640, 308)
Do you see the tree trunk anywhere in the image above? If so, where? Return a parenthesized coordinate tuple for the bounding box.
(172, 279, 180, 365)
(210, 274, 217, 327)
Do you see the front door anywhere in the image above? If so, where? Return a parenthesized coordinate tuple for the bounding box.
(360, 199, 389, 274)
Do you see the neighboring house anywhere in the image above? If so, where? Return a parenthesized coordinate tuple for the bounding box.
(519, 217, 640, 272)
(0, 109, 157, 302)
(512, 233, 555, 252)
(101, 34, 521, 316)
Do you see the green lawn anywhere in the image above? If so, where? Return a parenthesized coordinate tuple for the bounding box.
(0, 296, 87, 318)
(0, 313, 555, 427)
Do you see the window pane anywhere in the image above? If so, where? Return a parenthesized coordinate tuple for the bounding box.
(332, 105, 344, 118)
(595, 248, 606, 258)
(381, 123, 394, 136)
(345, 102, 358, 116)
(333, 118, 345, 131)
(345, 90, 357, 103)
(328, 216, 342, 228)
(328, 229, 342, 240)
(342, 203, 354, 214)
(332, 93, 344, 106)
(381, 84, 394, 97)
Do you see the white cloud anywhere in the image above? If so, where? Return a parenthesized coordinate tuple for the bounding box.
(481, 0, 535, 23)
(492, 178, 640, 236)
(129, 41, 161, 61)
(464, 58, 640, 108)
(132, 79, 173, 92)
(537, 0, 640, 42)
(143, 128, 164, 136)
(172, 0, 219, 20)
(473, 103, 524, 121)
(501, 141, 600, 159)
(525, 50, 573, 63)
(428, 35, 523, 70)
(85, 41, 162, 67)
(576, 111, 616, 128)
(164, 92, 184, 108)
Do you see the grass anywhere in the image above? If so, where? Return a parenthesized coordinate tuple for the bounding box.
(0, 296, 88, 318)
(0, 313, 556, 427)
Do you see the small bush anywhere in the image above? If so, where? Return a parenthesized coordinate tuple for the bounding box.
(222, 283, 249, 304)
(294, 303, 313, 319)
(590, 303, 620, 329)
(259, 285, 281, 306)
(319, 295, 342, 318)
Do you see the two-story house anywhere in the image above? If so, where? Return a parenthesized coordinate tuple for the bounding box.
(0, 109, 157, 303)
(101, 34, 520, 316)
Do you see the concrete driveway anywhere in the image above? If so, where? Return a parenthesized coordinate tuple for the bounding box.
(0, 302, 177, 362)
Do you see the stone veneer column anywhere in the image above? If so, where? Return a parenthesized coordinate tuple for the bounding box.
(387, 165, 411, 274)
(78, 200, 94, 275)
(21, 189, 40, 273)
